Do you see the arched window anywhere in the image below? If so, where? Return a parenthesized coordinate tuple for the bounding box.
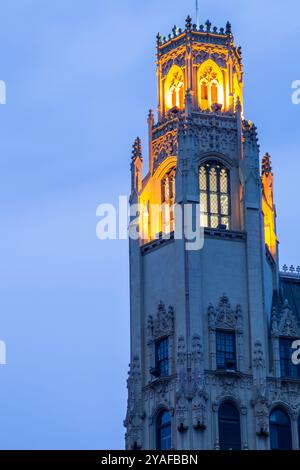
(270, 408, 292, 450)
(218, 402, 241, 450)
(199, 162, 231, 229)
(198, 62, 224, 110)
(161, 168, 176, 234)
(165, 67, 184, 111)
(156, 410, 172, 450)
(298, 415, 300, 449)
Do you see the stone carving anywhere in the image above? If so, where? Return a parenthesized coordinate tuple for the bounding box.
(152, 130, 178, 168)
(124, 356, 143, 450)
(148, 302, 174, 339)
(208, 294, 242, 331)
(192, 396, 207, 430)
(271, 300, 299, 338)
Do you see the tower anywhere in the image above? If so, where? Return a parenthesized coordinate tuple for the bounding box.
(125, 16, 300, 451)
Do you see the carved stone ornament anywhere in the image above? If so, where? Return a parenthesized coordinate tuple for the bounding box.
(147, 302, 174, 339)
(208, 294, 243, 331)
(124, 356, 143, 450)
(271, 300, 299, 338)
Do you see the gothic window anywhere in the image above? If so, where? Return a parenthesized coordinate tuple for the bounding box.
(155, 338, 169, 377)
(199, 162, 231, 229)
(279, 338, 300, 379)
(161, 168, 176, 233)
(216, 330, 237, 371)
(298, 416, 300, 449)
(165, 67, 184, 111)
(270, 408, 292, 450)
(198, 62, 223, 110)
(218, 402, 241, 450)
(156, 410, 172, 450)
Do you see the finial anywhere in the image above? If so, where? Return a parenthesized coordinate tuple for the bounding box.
(262, 152, 273, 176)
(172, 25, 177, 37)
(219, 27, 225, 34)
(226, 21, 232, 35)
(186, 15, 192, 31)
(156, 33, 162, 47)
(132, 137, 142, 160)
(205, 20, 212, 32)
(282, 264, 288, 273)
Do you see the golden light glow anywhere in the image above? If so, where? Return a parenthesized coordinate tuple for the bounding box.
(138, 158, 177, 243)
(262, 173, 277, 259)
(165, 65, 185, 111)
(198, 60, 224, 110)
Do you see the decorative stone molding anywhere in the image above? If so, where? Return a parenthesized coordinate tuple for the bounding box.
(208, 294, 242, 331)
(147, 302, 174, 340)
(271, 300, 299, 338)
(124, 356, 143, 450)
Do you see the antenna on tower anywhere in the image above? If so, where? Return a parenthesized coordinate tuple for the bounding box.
(196, 0, 199, 27)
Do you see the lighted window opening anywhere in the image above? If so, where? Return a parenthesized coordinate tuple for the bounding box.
(199, 162, 231, 229)
(161, 168, 176, 234)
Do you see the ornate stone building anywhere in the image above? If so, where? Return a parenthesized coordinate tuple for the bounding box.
(125, 16, 300, 450)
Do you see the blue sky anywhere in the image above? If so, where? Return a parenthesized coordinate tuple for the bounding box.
(0, 0, 299, 450)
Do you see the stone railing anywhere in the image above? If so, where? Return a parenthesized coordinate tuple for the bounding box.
(281, 265, 300, 277)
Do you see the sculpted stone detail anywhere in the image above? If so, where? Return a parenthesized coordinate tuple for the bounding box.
(208, 294, 242, 331)
(175, 334, 208, 432)
(124, 357, 143, 450)
(152, 130, 178, 168)
(271, 300, 299, 338)
(148, 301, 174, 339)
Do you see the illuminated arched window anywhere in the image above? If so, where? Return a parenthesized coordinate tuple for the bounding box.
(198, 62, 224, 110)
(165, 67, 184, 111)
(156, 410, 172, 450)
(161, 168, 176, 234)
(270, 408, 292, 450)
(199, 162, 231, 229)
(218, 402, 241, 450)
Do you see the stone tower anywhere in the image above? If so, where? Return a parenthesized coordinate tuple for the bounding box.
(125, 16, 300, 451)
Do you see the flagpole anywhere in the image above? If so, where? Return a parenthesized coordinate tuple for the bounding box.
(196, 0, 199, 27)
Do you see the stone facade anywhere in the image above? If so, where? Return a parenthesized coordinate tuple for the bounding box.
(125, 16, 300, 450)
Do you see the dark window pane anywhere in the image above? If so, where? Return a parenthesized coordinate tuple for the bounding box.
(218, 402, 241, 450)
(216, 331, 236, 370)
(155, 338, 169, 377)
(279, 338, 300, 378)
(157, 411, 171, 450)
(270, 409, 292, 450)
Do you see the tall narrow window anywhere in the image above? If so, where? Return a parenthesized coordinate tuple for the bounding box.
(155, 338, 169, 377)
(156, 410, 172, 450)
(279, 338, 300, 379)
(216, 330, 236, 371)
(201, 81, 209, 109)
(211, 81, 218, 104)
(270, 409, 292, 450)
(161, 168, 176, 234)
(199, 162, 231, 229)
(218, 402, 241, 450)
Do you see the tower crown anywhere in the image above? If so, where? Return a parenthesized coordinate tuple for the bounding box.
(156, 16, 243, 120)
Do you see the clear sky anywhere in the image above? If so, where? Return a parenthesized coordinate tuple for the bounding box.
(0, 0, 299, 450)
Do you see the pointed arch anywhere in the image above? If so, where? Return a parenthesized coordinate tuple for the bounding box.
(197, 60, 224, 110)
(165, 65, 185, 111)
